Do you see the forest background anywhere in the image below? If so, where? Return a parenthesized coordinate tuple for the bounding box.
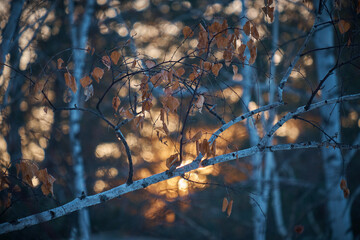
(0, 0, 360, 239)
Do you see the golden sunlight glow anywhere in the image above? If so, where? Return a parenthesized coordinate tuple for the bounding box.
(178, 178, 188, 191)
(32, 176, 40, 187)
(94, 180, 108, 193)
(275, 119, 300, 142)
(109, 167, 118, 178)
(248, 101, 258, 111)
(304, 55, 313, 66)
(166, 212, 175, 223)
(273, 51, 282, 65)
(133, 0, 150, 11)
(224, 0, 242, 15)
(95, 143, 122, 159)
(144, 199, 166, 219)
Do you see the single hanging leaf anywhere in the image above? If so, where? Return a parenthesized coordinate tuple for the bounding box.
(226, 200, 233, 217)
(131, 59, 137, 68)
(112, 96, 121, 111)
(145, 60, 156, 68)
(80, 76, 92, 88)
(166, 154, 180, 169)
(64, 72, 77, 93)
(343, 188, 350, 198)
(209, 21, 221, 34)
(243, 21, 251, 36)
(222, 197, 229, 212)
(204, 62, 212, 71)
(84, 84, 94, 101)
(92, 67, 104, 83)
(212, 63, 223, 76)
(36, 168, 56, 196)
(102, 56, 111, 70)
(251, 25, 260, 40)
(110, 51, 121, 65)
(57, 58, 64, 69)
(183, 26, 194, 38)
(249, 45, 257, 65)
(161, 95, 180, 112)
(340, 179, 347, 190)
(195, 95, 205, 113)
(175, 67, 185, 77)
(338, 20, 350, 34)
(16, 162, 39, 187)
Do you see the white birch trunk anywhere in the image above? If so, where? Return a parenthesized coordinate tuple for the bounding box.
(314, 1, 352, 239)
(68, 0, 95, 239)
(240, 1, 267, 239)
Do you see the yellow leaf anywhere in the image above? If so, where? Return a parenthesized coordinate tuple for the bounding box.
(222, 197, 229, 212)
(80, 76, 92, 88)
(110, 51, 121, 65)
(183, 26, 194, 38)
(92, 67, 104, 83)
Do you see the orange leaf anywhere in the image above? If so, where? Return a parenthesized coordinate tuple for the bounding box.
(222, 197, 229, 212)
(338, 20, 350, 34)
(57, 58, 64, 69)
(175, 67, 185, 77)
(150, 73, 162, 87)
(204, 62, 212, 71)
(16, 162, 39, 187)
(102, 55, 111, 70)
(161, 95, 180, 113)
(112, 96, 121, 111)
(37, 168, 56, 196)
(131, 59, 137, 68)
(209, 21, 221, 34)
(110, 51, 121, 65)
(251, 25, 260, 40)
(166, 154, 180, 169)
(92, 67, 104, 83)
(123, 109, 133, 119)
(145, 60, 156, 68)
(223, 49, 233, 67)
(249, 45, 257, 65)
(212, 63, 223, 76)
(340, 179, 347, 190)
(226, 200, 233, 217)
(243, 21, 251, 36)
(80, 76, 92, 88)
(238, 44, 246, 56)
(183, 26, 194, 38)
(64, 72, 77, 93)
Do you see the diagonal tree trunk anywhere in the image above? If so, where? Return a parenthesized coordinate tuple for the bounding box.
(314, 1, 352, 239)
(67, 0, 95, 239)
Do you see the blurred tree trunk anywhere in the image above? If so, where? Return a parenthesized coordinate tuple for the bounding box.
(240, 1, 267, 239)
(0, 0, 24, 76)
(314, 1, 352, 239)
(68, 0, 95, 239)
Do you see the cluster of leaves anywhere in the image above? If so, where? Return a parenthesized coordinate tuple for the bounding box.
(0, 161, 55, 209)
